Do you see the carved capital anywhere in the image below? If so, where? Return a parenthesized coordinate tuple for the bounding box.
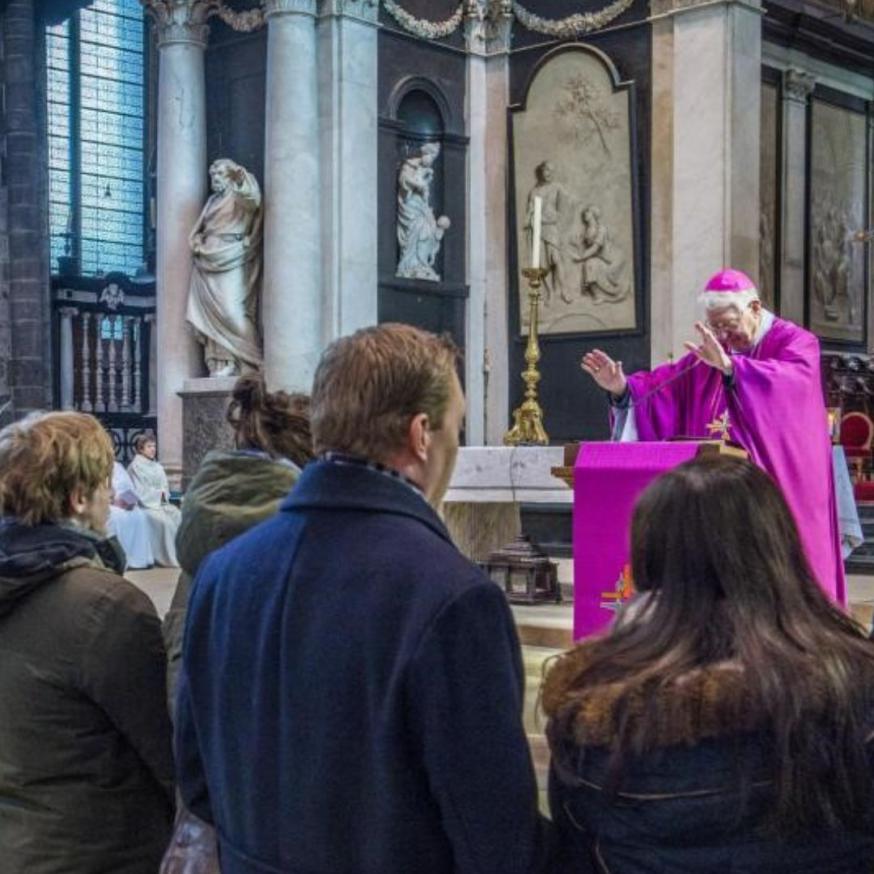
(58, 306, 80, 319)
(142, 0, 216, 47)
(783, 68, 816, 105)
(319, 0, 379, 23)
(264, 0, 317, 19)
(464, 0, 513, 54)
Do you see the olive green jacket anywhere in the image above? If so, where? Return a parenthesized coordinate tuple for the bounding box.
(163, 450, 301, 716)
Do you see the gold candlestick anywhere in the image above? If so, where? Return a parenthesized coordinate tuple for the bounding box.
(504, 267, 549, 446)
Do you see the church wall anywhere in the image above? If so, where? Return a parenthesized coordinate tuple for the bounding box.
(760, 30, 874, 357)
(507, 20, 652, 444)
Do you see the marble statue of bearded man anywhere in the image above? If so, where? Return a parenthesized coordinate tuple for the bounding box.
(187, 158, 263, 377)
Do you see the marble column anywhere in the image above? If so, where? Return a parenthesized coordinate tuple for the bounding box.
(466, 3, 513, 445)
(263, 0, 322, 393)
(317, 1, 379, 347)
(779, 68, 815, 325)
(58, 307, 78, 410)
(650, 0, 763, 362)
(145, 0, 210, 485)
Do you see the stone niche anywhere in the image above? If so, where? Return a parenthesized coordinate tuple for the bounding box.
(179, 377, 236, 490)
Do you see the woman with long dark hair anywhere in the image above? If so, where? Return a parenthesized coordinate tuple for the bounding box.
(543, 455, 874, 873)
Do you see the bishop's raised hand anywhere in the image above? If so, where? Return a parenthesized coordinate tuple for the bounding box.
(581, 349, 627, 396)
(684, 322, 733, 375)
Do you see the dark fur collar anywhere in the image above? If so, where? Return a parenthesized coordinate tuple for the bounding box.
(542, 644, 767, 749)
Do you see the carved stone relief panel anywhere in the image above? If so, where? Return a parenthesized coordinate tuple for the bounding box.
(512, 47, 637, 335)
(808, 96, 868, 345)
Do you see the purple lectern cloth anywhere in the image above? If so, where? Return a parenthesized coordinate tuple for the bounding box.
(625, 317, 845, 605)
(574, 442, 701, 639)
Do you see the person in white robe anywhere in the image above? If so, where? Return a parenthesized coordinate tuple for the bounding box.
(128, 434, 181, 567)
(107, 461, 154, 570)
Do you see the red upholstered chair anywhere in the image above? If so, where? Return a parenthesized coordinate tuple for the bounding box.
(854, 479, 874, 503)
(841, 411, 874, 482)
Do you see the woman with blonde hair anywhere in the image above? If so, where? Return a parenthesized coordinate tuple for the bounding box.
(544, 455, 874, 873)
(0, 411, 174, 874)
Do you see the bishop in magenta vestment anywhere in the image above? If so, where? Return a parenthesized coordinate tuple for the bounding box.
(594, 270, 845, 604)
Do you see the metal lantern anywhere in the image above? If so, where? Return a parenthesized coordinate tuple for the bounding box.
(481, 534, 561, 605)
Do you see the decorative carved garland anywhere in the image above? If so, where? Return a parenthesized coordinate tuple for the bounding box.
(212, 3, 265, 31)
(379, 0, 633, 42)
(381, 0, 465, 38)
(511, 0, 635, 38)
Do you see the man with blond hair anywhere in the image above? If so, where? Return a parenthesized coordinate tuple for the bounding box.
(176, 324, 550, 873)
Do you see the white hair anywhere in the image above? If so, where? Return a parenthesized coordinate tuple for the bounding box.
(698, 287, 760, 313)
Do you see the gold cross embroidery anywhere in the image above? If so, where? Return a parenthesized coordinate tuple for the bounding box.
(706, 411, 732, 441)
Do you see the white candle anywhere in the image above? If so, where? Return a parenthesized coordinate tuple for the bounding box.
(531, 196, 542, 269)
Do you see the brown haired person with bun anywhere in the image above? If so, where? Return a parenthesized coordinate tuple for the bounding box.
(0, 412, 174, 874)
(543, 455, 874, 874)
(161, 374, 312, 871)
(163, 372, 313, 714)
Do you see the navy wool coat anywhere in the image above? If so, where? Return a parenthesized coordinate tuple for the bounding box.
(176, 459, 550, 874)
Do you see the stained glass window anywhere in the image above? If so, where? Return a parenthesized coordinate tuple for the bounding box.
(46, 0, 145, 277)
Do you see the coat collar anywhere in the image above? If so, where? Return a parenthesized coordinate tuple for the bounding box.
(281, 459, 453, 545)
(543, 646, 766, 749)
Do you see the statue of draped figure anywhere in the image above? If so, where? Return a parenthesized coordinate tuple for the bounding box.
(396, 143, 451, 282)
(187, 158, 263, 377)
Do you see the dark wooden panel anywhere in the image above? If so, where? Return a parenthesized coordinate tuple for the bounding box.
(378, 285, 465, 349)
(520, 502, 573, 558)
(205, 30, 267, 185)
(764, 0, 874, 78)
(508, 25, 652, 444)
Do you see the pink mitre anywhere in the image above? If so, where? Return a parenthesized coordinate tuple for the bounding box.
(698, 268, 760, 312)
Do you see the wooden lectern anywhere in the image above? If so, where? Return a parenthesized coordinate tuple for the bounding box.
(568, 441, 748, 640)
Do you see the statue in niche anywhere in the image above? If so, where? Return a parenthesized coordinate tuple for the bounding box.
(524, 161, 571, 306)
(396, 142, 451, 282)
(187, 158, 263, 377)
(812, 200, 854, 324)
(572, 205, 630, 304)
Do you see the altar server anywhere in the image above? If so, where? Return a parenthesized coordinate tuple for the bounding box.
(128, 433, 181, 568)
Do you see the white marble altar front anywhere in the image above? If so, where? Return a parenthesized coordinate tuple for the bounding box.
(444, 446, 571, 505)
(442, 446, 571, 565)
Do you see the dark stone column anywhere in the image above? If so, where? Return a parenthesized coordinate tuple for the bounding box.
(2, 0, 52, 419)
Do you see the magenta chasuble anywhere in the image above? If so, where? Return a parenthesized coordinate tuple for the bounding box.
(624, 317, 845, 604)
